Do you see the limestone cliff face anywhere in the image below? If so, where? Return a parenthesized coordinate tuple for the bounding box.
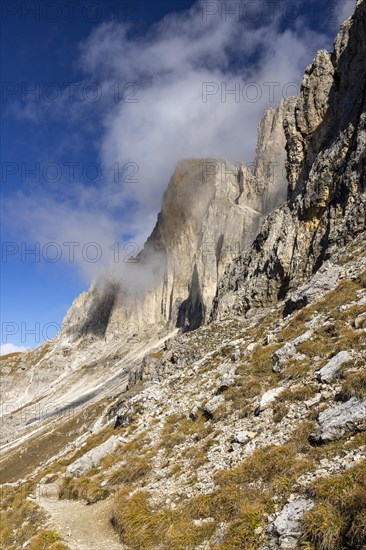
(61, 1, 366, 340)
(254, 96, 297, 210)
(213, 0, 366, 319)
(61, 100, 292, 338)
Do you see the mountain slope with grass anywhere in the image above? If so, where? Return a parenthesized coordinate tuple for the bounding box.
(2, 232, 365, 549)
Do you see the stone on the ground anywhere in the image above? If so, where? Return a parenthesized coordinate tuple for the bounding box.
(255, 386, 284, 415)
(246, 343, 256, 353)
(218, 367, 236, 392)
(273, 331, 312, 369)
(315, 350, 351, 383)
(66, 435, 119, 477)
(204, 395, 225, 418)
(355, 312, 366, 329)
(233, 430, 249, 444)
(310, 397, 366, 444)
(274, 497, 314, 548)
(284, 263, 342, 316)
(189, 401, 201, 420)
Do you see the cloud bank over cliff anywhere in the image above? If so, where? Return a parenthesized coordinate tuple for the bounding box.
(80, 2, 329, 214)
(4, 0, 348, 282)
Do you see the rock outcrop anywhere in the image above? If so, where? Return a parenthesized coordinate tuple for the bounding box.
(310, 397, 366, 444)
(212, 1, 366, 320)
(315, 351, 352, 383)
(272, 497, 314, 549)
(254, 97, 297, 209)
(66, 436, 120, 477)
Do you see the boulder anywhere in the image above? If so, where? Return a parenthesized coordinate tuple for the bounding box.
(255, 387, 284, 415)
(273, 331, 312, 369)
(355, 312, 366, 329)
(283, 263, 342, 317)
(218, 367, 236, 392)
(304, 394, 322, 409)
(315, 351, 351, 383)
(189, 401, 201, 420)
(246, 343, 256, 354)
(274, 497, 314, 548)
(232, 430, 256, 444)
(204, 395, 225, 418)
(310, 397, 366, 444)
(66, 435, 119, 477)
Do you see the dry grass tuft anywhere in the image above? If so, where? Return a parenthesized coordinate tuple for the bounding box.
(108, 456, 151, 486)
(340, 369, 366, 399)
(111, 489, 216, 550)
(0, 351, 22, 361)
(0, 484, 68, 549)
(59, 475, 109, 504)
(215, 443, 313, 489)
(277, 385, 318, 403)
(159, 412, 212, 453)
(27, 530, 69, 549)
(303, 461, 366, 550)
(250, 343, 282, 374)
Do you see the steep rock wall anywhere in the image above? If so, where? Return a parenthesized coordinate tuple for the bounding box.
(61, 98, 293, 338)
(212, 0, 366, 319)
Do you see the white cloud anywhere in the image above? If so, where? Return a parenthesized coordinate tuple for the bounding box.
(79, 4, 328, 223)
(335, 0, 356, 27)
(4, 190, 123, 282)
(0, 343, 28, 356)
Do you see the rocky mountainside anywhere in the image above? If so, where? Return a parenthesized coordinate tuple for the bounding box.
(2, 232, 365, 550)
(62, 97, 293, 339)
(213, 0, 366, 319)
(0, 2, 365, 550)
(0, 77, 294, 429)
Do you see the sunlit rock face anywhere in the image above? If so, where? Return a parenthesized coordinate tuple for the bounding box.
(213, 0, 366, 319)
(61, 97, 292, 338)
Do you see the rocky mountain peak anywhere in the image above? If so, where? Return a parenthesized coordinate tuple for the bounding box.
(61, 97, 293, 339)
(62, 0, 365, 344)
(59, 0, 365, 342)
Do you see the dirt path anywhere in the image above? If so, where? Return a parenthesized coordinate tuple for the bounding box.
(35, 482, 125, 550)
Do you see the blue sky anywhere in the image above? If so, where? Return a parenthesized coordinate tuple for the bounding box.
(1, 0, 355, 353)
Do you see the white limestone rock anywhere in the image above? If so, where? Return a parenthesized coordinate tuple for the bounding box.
(255, 387, 284, 415)
(274, 498, 314, 548)
(66, 435, 119, 477)
(315, 351, 352, 383)
(310, 398, 366, 444)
